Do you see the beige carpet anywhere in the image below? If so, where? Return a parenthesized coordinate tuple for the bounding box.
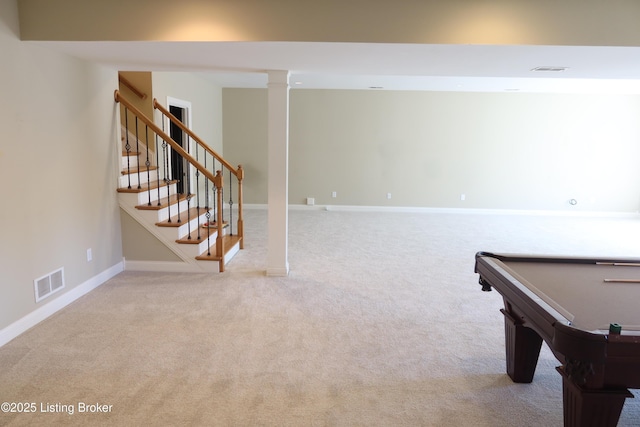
(2, 209, 640, 426)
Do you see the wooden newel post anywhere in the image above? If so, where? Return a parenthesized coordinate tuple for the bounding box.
(237, 165, 244, 249)
(214, 170, 225, 272)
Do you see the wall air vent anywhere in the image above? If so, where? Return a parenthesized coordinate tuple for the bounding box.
(531, 66, 569, 72)
(34, 267, 65, 302)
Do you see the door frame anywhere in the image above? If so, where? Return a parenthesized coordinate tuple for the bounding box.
(166, 96, 193, 195)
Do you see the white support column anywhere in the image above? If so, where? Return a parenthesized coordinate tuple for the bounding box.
(266, 70, 290, 276)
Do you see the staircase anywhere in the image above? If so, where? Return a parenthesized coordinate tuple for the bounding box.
(115, 90, 243, 272)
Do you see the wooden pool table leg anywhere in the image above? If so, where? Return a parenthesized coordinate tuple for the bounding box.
(501, 307, 543, 383)
(556, 366, 633, 427)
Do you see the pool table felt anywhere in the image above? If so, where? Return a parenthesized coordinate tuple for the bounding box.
(501, 261, 640, 333)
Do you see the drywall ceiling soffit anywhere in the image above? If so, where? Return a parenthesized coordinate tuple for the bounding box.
(34, 41, 640, 93)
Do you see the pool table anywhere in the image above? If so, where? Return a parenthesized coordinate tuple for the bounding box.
(475, 252, 640, 427)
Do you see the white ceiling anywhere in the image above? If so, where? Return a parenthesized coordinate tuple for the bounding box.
(35, 41, 640, 93)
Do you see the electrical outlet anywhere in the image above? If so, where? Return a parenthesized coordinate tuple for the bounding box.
(387, 193, 392, 199)
(460, 194, 466, 201)
(332, 191, 337, 198)
(86, 248, 92, 262)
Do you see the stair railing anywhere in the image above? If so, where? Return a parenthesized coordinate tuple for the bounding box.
(115, 90, 242, 272)
(118, 73, 147, 100)
(153, 99, 244, 251)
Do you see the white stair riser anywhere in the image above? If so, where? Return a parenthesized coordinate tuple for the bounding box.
(133, 183, 176, 205)
(173, 216, 228, 241)
(121, 156, 160, 170)
(178, 236, 239, 267)
(224, 241, 241, 264)
(180, 237, 219, 258)
(156, 198, 191, 222)
(119, 170, 159, 188)
(122, 201, 188, 227)
(121, 155, 140, 169)
(154, 226, 216, 256)
(173, 213, 209, 237)
(122, 190, 198, 225)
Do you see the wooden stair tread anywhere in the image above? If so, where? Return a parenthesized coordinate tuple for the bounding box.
(201, 221, 228, 229)
(195, 235, 242, 261)
(136, 193, 187, 211)
(155, 206, 209, 226)
(121, 165, 158, 175)
(175, 227, 217, 244)
(117, 180, 177, 193)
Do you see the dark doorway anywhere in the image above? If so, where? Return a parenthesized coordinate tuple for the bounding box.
(169, 105, 187, 194)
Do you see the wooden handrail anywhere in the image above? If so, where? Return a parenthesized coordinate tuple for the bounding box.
(114, 90, 216, 183)
(153, 99, 240, 178)
(118, 74, 147, 100)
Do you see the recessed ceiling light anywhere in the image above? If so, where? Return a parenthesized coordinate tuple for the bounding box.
(531, 66, 569, 72)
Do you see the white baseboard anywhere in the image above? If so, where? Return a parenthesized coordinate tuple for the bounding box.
(266, 265, 290, 277)
(246, 203, 639, 218)
(0, 261, 124, 348)
(321, 205, 640, 217)
(124, 259, 210, 273)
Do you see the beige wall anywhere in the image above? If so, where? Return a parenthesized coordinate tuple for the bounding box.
(18, 0, 640, 47)
(120, 210, 180, 262)
(223, 88, 640, 212)
(151, 72, 223, 155)
(0, 0, 122, 330)
(222, 89, 268, 205)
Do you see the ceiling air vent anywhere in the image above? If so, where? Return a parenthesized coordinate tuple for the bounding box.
(531, 66, 569, 72)
(34, 267, 65, 302)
